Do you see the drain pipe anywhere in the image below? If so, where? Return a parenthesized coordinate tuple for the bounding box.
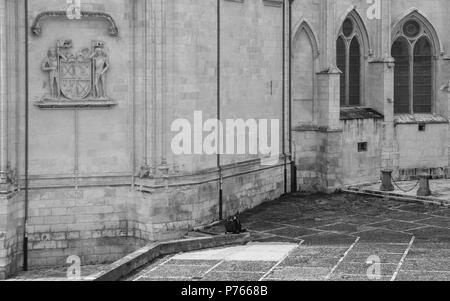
(289, 0, 297, 192)
(23, 0, 29, 272)
(282, 0, 287, 194)
(217, 0, 223, 221)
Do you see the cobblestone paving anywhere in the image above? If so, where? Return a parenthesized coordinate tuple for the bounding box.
(126, 192, 450, 281)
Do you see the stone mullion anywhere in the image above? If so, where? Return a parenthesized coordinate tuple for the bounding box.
(153, 0, 162, 172)
(345, 40, 350, 106)
(151, 0, 158, 172)
(160, 0, 168, 169)
(8, 0, 22, 189)
(136, 0, 151, 174)
(152, 0, 168, 174)
(144, 0, 152, 170)
(0, 0, 8, 184)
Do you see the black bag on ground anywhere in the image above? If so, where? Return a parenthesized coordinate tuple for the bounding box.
(224, 215, 242, 234)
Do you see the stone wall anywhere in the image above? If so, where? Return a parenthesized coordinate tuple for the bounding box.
(290, 0, 450, 190)
(293, 128, 343, 193)
(0, 0, 290, 278)
(0, 192, 23, 279)
(395, 122, 450, 179)
(21, 161, 284, 270)
(341, 118, 383, 186)
(7, 0, 450, 279)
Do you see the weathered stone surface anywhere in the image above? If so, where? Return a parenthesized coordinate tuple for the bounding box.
(4, 0, 450, 281)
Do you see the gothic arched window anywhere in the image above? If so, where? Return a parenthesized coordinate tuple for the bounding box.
(392, 17, 436, 114)
(337, 17, 363, 106)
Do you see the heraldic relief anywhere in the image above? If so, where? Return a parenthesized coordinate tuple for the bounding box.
(37, 40, 116, 108)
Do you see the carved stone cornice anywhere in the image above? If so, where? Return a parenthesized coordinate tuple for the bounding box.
(31, 11, 119, 37)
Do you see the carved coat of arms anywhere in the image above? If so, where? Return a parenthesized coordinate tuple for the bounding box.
(42, 40, 110, 101)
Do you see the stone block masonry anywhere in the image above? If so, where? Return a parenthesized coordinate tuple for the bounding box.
(2, 161, 285, 276)
(0, 0, 290, 279)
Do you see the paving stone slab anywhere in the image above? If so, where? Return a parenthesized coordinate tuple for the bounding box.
(214, 261, 276, 273)
(351, 243, 409, 254)
(289, 246, 349, 257)
(337, 215, 388, 226)
(279, 255, 340, 268)
(302, 233, 357, 246)
(410, 241, 450, 250)
(334, 262, 398, 276)
(136, 277, 194, 282)
(317, 223, 374, 234)
(356, 229, 413, 243)
(410, 227, 450, 242)
(395, 271, 450, 281)
(379, 210, 431, 222)
(164, 260, 220, 267)
(253, 236, 302, 244)
(407, 249, 450, 260)
(248, 231, 277, 241)
(283, 218, 342, 229)
(396, 204, 442, 214)
(247, 221, 285, 232)
(330, 274, 391, 281)
(266, 267, 330, 281)
(343, 252, 404, 264)
(431, 209, 450, 218)
(253, 214, 293, 223)
(141, 266, 212, 279)
(202, 271, 265, 281)
(401, 259, 450, 272)
(368, 220, 423, 232)
(416, 217, 450, 228)
(172, 244, 298, 262)
(266, 227, 320, 239)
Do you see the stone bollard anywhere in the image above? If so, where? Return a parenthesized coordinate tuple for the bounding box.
(417, 174, 432, 197)
(380, 169, 394, 192)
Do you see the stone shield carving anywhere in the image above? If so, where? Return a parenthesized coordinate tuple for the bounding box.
(60, 59, 92, 99)
(41, 40, 110, 102)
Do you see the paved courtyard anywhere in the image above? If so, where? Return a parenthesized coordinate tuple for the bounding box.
(125, 192, 450, 281)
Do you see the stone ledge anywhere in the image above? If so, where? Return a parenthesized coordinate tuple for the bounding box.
(292, 125, 343, 133)
(86, 233, 251, 281)
(394, 114, 449, 125)
(34, 99, 117, 109)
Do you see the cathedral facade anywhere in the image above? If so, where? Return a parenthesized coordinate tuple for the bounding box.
(1, 0, 450, 278)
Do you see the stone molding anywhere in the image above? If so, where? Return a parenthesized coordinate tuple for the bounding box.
(31, 11, 119, 37)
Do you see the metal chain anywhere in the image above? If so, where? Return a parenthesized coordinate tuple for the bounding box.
(392, 178, 421, 193)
